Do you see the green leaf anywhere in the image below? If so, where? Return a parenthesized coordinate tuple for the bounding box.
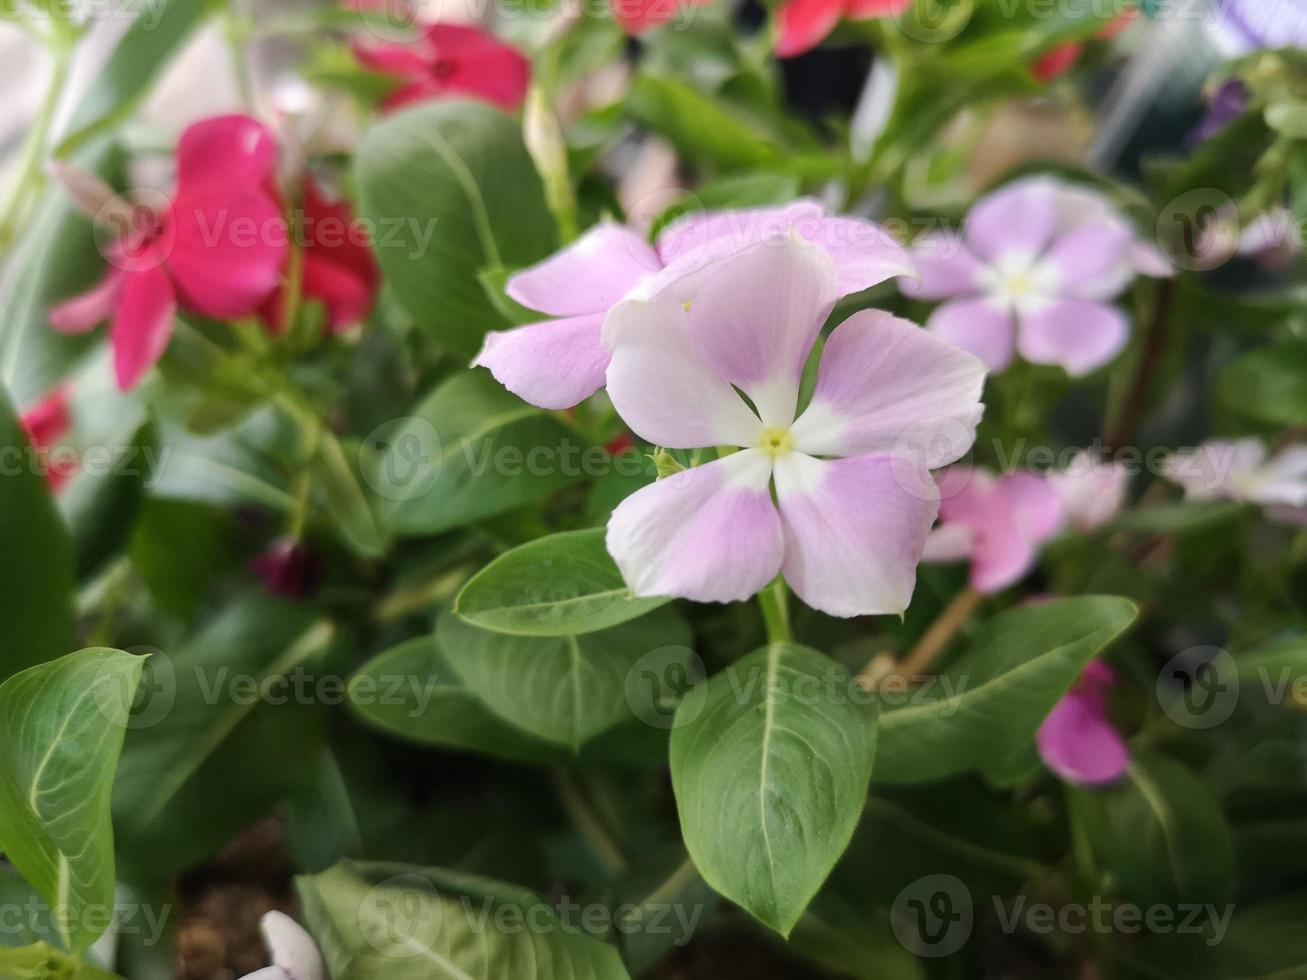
(874, 596, 1138, 784)
(437, 606, 692, 749)
(1218, 338, 1307, 427)
(298, 860, 631, 979)
(0, 942, 121, 979)
(670, 643, 879, 937)
(59, 421, 154, 579)
(1111, 501, 1249, 534)
(627, 75, 784, 171)
(354, 100, 555, 357)
(0, 386, 75, 680)
(312, 430, 387, 558)
(0, 649, 144, 952)
(455, 528, 668, 636)
(348, 636, 561, 763)
(375, 371, 588, 535)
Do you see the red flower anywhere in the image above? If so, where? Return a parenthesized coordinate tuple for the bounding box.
(49, 116, 287, 391)
(776, 0, 912, 58)
(352, 23, 530, 113)
(261, 177, 380, 334)
(20, 387, 77, 492)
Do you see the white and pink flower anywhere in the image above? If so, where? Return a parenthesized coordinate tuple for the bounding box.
(906, 176, 1171, 377)
(473, 201, 914, 410)
(1164, 438, 1307, 523)
(601, 235, 986, 618)
(1049, 449, 1130, 532)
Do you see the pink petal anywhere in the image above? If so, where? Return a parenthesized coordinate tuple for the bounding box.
(299, 253, 376, 332)
(298, 178, 378, 329)
(921, 522, 973, 562)
(926, 298, 1016, 373)
(776, 0, 844, 57)
(1037, 223, 1136, 301)
(792, 215, 916, 295)
(167, 187, 287, 319)
(1163, 440, 1261, 501)
(774, 452, 939, 618)
(999, 471, 1066, 543)
(472, 313, 611, 410)
(655, 201, 823, 267)
(603, 297, 764, 448)
(435, 30, 530, 112)
(1048, 451, 1129, 532)
(351, 40, 430, 77)
(175, 115, 278, 199)
(606, 449, 783, 604)
(1016, 299, 1128, 376)
(844, 0, 913, 16)
(49, 270, 125, 333)
(789, 309, 985, 467)
(20, 387, 73, 449)
(937, 468, 1048, 594)
(506, 223, 661, 317)
(111, 266, 177, 391)
(904, 233, 986, 300)
(966, 180, 1058, 263)
(682, 236, 837, 426)
(1036, 689, 1129, 786)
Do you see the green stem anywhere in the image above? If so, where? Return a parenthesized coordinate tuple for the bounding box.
(758, 578, 793, 644)
(224, 2, 256, 112)
(0, 38, 75, 255)
(552, 768, 627, 878)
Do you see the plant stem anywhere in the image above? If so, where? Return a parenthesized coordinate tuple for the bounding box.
(1103, 278, 1175, 454)
(0, 38, 75, 255)
(552, 768, 627, 878)
(890, 585, 983, 683)
(758, 578, 792, 644)
(224, 1, 256, 113)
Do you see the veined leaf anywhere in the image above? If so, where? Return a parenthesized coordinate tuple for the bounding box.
(0, 649, 144, 952)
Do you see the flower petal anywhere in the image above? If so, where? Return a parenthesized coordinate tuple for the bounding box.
(775, 0, 844, 57)
(936, 468, 1046, 594)
(1036, 689, 1129, 786)
(1016, 299, 1128, 376)
(48, 270, 125, 334)
(790, 309, 985, 467)
(845, 0, 913, 17)
(792, 215, 916, 295)
(926, 298, 1016, 373)
(965, 180, 1058, 263)
(111, 266, 177, 391)
(432, 24, 531, 112)
(506, 223, 660, 318)
(261, 911, 326, 980)
(298, 253, 377, 332)
(175, 115, 278, 198)
(1037, 223, 1136, 301)
(1001, 471, 1066, 543)
(1048, 451, 1130, 532)
(683, 235, 837, 426)
(473, 313, 610, 410)
(606, 449, 783, 603)
(1244, 445, 1307, 507)
(921, 522, 974, 562)
(904, 233, 986, 300)
(774, 452, 939, 617)
(655, 201, 823, 267)
(604, 297, 764, 448)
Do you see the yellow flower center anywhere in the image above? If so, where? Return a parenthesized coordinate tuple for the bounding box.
(759, 427, 794, 459)
(1006, 271, 1035, 296)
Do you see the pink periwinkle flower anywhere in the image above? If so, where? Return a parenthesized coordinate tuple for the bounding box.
(237, 911, 325, 980)
(906, 176, 1172, 377)
(1164, 438, 1307, 523)
(20, 386, 77, 492)
(775, 0, 911, 59)
(601, 236, 986, 618)
(1036, 659, 1130, 786)
(1048, 449, 1130, 532)
(48, 116, 287, 391)
(352, 23, 530, 113)
(922, 468, 1066, 594)
(474, 200, 915, 410)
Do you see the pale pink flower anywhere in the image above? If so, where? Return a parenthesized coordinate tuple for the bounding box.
(239, 911, 324, 980)
(922, 468, 1066, 593)
(1164, 438, 1307, 522)
(1048, 449, 1130, 532)
(602, 236, 985, 618)
(1036, 659, 1129, 786)
(473, 201, 914, 410)
(907, 176, 1171, 377)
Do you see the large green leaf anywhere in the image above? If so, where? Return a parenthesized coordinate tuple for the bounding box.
(1218, 339, 1307, 427)
(874, 596, 1138, 784)
(437, 606, 692, 749)
(0, 387, 76, 679)
(354, 100, 555, 357)
(112, 596, 333, 877)
(454, 528, 669, 636)
(298, 861, 631, 979)
(670, 643, 879, 937)
(0, 649, 144, 953)
(375, 371, 587, 535)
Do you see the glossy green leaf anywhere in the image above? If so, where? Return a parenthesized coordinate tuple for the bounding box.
(298, 861, 631, 979)
(874, 596, 1137, 784)
(670, 643, 879, 937)
(376, 371, 587, 535)
(455, 528, 669, 636)
(0, 386, 76, 680)
(438, 606, 692, 749)
(1219, 339, 1307, 427)
(0, 649, 144, 952)
(354, 100, 555, 357)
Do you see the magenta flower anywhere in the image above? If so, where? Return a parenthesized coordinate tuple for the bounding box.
(775, 0, 912, 59)
(474, 201, 914, 410)
(922, 468, 1066, 593)
(1048, 450, 1130, 532)
(49, 115, 286, 391)
(251, 538, 322, 599)
(20, 386, 77, 492)
(601, 236, 985, 618)
(1036, 660, 1129, 786)
(1164, 439, 1307, 522)
(907, 177, 1171, 376)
